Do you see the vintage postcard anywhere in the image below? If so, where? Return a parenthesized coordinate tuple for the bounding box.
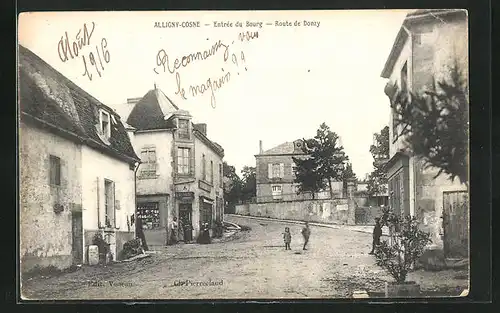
(18, 9, 470, 300)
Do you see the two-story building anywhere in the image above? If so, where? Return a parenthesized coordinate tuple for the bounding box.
(115, 88, 224, 247)
(381, 9, 468, 258)
(255, 140, 343, 203)
(19, 45, 140, 272)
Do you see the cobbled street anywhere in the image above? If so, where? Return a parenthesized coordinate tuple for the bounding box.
(22, 215, 468, 300)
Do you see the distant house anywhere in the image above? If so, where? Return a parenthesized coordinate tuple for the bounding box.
(19, 45, 140, 272)
(114, 88, 224, 247)
(381, 9, 468, 257)
(255, 140, 343, 203)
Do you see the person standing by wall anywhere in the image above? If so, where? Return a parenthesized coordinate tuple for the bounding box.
(169, 216, 179, 245)
(135, 217, 148, 251)
(369, 217, 382, 255)
(301, 221, 311, 250)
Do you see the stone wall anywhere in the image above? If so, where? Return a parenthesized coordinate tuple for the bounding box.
(355, 206, 385, 225)
(19, 122, 82, 273)
(235, 198, 354, 225)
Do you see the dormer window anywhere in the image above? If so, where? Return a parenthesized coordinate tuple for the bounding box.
(178, 118, 190, 139)
(100, 109, 111, 139)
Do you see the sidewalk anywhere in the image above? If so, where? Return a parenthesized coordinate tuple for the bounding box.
(226, 214, 390, 236)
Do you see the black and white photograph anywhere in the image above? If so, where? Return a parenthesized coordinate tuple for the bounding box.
(18, 9, 470, 300)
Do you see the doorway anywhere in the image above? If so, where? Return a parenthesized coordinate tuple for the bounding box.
(443, 191, 469, 258)
(71, 211, 83, 264)
(179, 203, 193, 242)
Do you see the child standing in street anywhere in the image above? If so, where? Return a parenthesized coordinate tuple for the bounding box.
(283, 227, 292, 250)
(301, 221, 311, 250)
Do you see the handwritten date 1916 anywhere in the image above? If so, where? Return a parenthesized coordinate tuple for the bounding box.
(57, 22, 110, 81)
(81, 38, 111, 81)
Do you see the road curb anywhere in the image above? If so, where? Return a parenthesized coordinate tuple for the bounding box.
(226, 214, 389, 236)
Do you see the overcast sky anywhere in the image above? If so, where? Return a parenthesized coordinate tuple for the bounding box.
(19, 10, 409, 179)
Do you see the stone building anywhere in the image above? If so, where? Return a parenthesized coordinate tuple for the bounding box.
(19, 45, 140, 271)
(114, 87, 224, 247)
(381, 9, 468, 257)
(255, 140, 343, 203)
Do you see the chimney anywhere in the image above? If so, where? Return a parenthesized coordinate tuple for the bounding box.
(259, 140, 263, 154)
(195, 123, 207, 136)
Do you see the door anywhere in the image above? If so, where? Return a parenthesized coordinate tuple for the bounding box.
(71, 211, 83, 264)
(443, 191, 469, 258)
(137, 202, 162, 249)
(179, 204, 193, 242)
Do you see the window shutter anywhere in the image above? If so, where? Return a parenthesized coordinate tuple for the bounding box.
(96, 177, 101, 228)
(189, 148, 195, 176)
(268, 164, 272, 179)
(115, 198, 120, 228)
(174, 147, 179, 174)
(115, 184, 121, 211)
(279, 163, 284, 178)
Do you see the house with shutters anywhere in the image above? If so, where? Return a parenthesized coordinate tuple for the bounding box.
(112, 87, 225, 247)
(19, 45, 140, 272)
(381, 9, 469, 258)
(255, 140, 343, 203)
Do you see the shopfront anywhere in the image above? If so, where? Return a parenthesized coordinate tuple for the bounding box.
(176, 191, 194, 242)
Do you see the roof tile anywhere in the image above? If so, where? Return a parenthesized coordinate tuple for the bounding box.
(19, 45, 139, 163)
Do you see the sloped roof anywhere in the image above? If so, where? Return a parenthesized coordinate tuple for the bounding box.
(259, 141, 306, 156)
(18, 45, 140, 164)
(381, 9, 466, 78)
(126, 88, 179, 130)
(406, 9, 464, 17)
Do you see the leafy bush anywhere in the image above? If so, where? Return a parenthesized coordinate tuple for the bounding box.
(92, 232, 110, 263)
(239, 225, 252, 231)
(375, 207, 432, 283)
(118, 238, 144, 260)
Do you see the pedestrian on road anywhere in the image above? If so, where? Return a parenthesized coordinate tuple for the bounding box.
(283, 227, 292, 250)
(301, 221, 311, 250)
(169, 217, 178, 245)
(369, 217, 382, 255)
(135, 217, 149, 251)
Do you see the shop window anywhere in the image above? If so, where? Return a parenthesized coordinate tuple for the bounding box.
(137, 202, 161, 230)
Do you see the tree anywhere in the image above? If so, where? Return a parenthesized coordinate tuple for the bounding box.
(292, 149, 325, 199)
(240, 166, 256, 202)
(386, 62, 468, 185)
(367, 126, 390, 196)
(223, 162, 242, 212)
(342, 162, 357, 194)
(293, 123, 349, 198)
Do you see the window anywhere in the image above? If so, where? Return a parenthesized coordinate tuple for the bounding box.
(401, 61, 408, 93)
(219, 163, 223, 188)
(100, 110, 111, 139)
(389, 174, 401, 217)
(49, 155, 61, 186)
(202, 154, 206, 180)
(200, 202, 213, 227)
(210, 160, 214, 184)
(177, 147, 191, 174)
(268, 163, 284, 179)
(136, 202, 160, 230)
(178, 119, 190, 139)
(272, 185, 283, 200)
(104, 179, 115, 228)
(272, 163, 280, 178)
(140, 148, 157, 177)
